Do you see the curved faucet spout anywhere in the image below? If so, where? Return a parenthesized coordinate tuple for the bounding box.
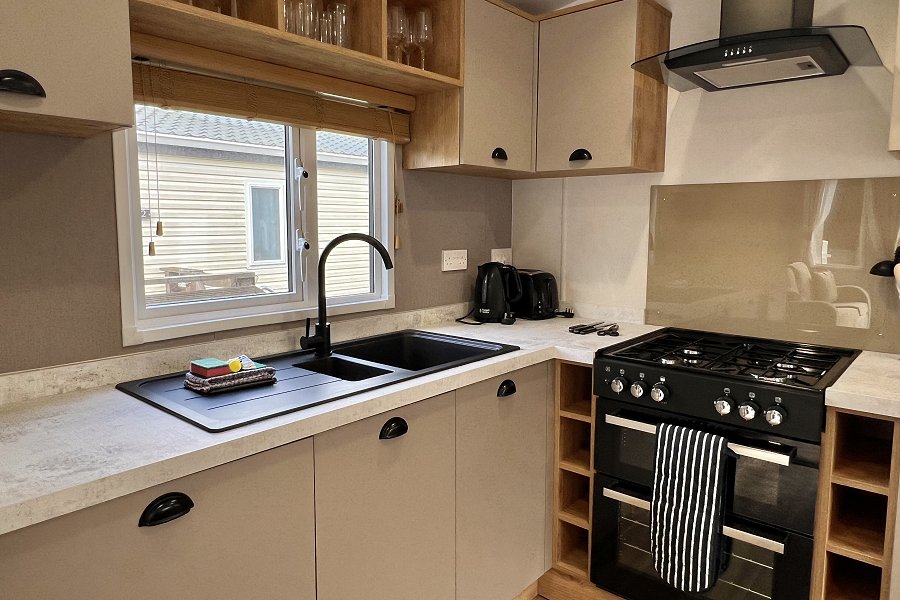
(305, 233, 394, 357)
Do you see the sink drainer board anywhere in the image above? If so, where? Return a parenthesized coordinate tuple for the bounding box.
(116, 330, 519, 432)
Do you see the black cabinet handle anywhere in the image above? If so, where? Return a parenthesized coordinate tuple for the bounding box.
(568, 148, 593, 162)
(0, 70, 46, 98)
(138, 492, 195, 527)
(497, 379, 517, 397)
(491, 147, 508, 161)
(379, 416, 409, 440)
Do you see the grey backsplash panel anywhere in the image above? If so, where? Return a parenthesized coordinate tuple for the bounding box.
(646, 178, 900, 353)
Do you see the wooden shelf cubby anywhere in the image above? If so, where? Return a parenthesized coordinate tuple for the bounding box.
(558, 361, 593, 420)
(826, 553, 883, 600)
(833, 412, 895, 495)
(812, 408, 900, 600)
(558, 469, 591, 529)
(828, 485, 888, 566)
(557, 520, 590, 578)
(559, 417, 592, 475)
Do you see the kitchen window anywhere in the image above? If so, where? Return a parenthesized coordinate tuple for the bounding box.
(114, 105, 394, 345)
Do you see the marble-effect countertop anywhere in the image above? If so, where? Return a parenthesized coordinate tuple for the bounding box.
(0, 318, 658, 536)
(1, 315, 897, 538)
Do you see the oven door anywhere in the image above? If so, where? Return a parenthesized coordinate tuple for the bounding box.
(591, 475, 813, 600)
(595, 397, 820, 535)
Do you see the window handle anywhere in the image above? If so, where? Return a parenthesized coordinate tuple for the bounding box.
(296, 232, 310, 282)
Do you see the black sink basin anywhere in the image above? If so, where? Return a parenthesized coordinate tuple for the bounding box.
(294, 356, 392, 381)
(117, 330, 519, 432)
(336, 331, 506, 371)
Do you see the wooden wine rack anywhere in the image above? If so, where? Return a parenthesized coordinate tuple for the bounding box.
(812, 408, 900, 600)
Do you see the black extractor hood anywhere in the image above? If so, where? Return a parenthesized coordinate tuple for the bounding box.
(632, 0, 883, 92)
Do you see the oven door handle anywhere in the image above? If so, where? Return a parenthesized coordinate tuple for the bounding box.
(601, 488, 786, 555)
(603, 414, 793, 466)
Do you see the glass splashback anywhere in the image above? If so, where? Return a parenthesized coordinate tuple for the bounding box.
(647, 178, 900, 354)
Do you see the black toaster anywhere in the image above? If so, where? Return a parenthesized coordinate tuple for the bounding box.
(511, 270, 559, 320)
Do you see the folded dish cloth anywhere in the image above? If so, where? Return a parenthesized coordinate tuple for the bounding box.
(184, 365, 276, 395)
(651, 423, 730, 593)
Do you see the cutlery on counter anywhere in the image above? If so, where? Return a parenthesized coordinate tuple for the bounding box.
(597, 323, 620, 336)
(569, 321, 608, 335)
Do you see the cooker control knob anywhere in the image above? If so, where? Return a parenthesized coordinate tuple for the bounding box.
(650, 383, 669, 403)
(714, 396, 734, 416)
(630, 381, 649, 399)
(610, 377, 628, 394)
(738, 401, 760, 421)
(764, 406, 787, 427)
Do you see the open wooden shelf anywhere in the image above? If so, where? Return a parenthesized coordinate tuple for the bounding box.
(558, 362, 593, 419)
(557, 520, 590, 578)
(833, 413, 894, 495)
(559, 417, 592, 475)
(558, 469, 591, 529)
(826, 553, 882, 600)
(828, 485, 888, 567)
(129, 0, 462, 96)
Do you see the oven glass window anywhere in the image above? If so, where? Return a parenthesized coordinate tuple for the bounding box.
(616, 502, 776, 600)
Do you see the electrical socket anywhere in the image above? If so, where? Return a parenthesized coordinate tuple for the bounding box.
(491, 248, 513, 264)
(441, 249, 468, 272)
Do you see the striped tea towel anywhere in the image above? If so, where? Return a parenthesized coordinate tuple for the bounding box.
(650, 423, 729, 593)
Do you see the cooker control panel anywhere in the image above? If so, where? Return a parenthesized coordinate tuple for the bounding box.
(594, 359, 823, 443)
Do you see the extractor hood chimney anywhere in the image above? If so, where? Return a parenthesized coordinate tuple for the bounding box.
(632, 0, 883, 92)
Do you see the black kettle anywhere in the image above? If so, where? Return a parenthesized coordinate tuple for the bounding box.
(474, 262, 522, 324)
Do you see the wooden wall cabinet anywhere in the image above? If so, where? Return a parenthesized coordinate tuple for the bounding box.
(315, 392, 457, 600)
(535, 0, 670, 176)
(0, 439, 317, 599)
(456, 363, 552, 600)
(0, 0, 134, 137)
(404, 0, 536, 174)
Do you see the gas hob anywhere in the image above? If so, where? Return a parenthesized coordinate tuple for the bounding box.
(594, 328, 860, 443)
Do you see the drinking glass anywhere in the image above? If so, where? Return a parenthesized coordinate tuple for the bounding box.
(331, 3, 350, 48)
(301, 0, 321, 39)
(401, 12, 416, 65)
(413, 7, 433, 70)
(319, 10, 334, 44)
(387, 4, 407, 63)
(285, 0, 298, 33)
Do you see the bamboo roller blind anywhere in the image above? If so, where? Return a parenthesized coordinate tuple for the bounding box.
(132, 63, 411, 144)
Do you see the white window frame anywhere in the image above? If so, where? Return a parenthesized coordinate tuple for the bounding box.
(114, 114, 395, 346)
(245, 180, 288, 268)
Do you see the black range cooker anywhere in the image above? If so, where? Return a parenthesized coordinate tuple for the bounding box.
(590, 328, 859, 600)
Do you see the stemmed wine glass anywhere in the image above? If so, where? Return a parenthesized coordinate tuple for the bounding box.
(387, 4, 407, 63)
(413, 7, 433, 70)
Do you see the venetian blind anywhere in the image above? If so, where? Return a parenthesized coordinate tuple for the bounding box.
(132, 62, 411, 144)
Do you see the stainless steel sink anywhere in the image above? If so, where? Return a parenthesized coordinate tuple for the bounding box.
(117, 330, 519, 432)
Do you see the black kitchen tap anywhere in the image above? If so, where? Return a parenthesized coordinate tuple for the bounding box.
(300, 233, 394, 357)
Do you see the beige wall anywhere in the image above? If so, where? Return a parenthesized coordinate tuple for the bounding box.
(513, 0, 900, 324)
(0, 133, 511, 373)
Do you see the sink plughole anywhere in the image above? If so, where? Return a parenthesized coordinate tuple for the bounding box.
(117, 330, 520, 432)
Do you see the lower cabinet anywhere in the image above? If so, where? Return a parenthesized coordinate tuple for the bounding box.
(456, 364, 552, 600)
(314, 392, 457, 600)
(0, 439, 316, 599)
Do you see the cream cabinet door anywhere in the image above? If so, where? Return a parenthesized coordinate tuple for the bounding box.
(0, 0, 133, 134)
(461, 0, 536, 172)
(0, 440, 317, 599)
(456, 363, 552, 600)
(537, 0, 639, 172)
(315, 393, 456, 600)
